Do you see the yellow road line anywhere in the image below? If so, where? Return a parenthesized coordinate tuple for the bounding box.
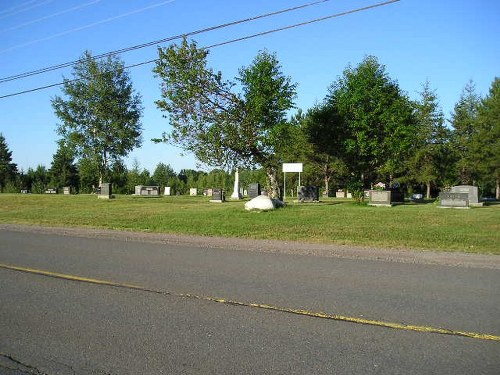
(1, 262, 499, 342)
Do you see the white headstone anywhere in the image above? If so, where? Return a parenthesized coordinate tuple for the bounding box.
(164, 187, 171, 196)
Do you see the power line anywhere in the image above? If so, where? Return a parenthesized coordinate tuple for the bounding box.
(0, 0, 400, 100)
(0, 0, 175, 54)
(0, 0, 330, 83)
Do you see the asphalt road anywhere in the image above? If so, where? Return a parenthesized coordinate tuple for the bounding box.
(0, 227, 499, 374)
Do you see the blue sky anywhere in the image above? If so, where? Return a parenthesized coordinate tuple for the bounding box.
(0, 0, 498, 174)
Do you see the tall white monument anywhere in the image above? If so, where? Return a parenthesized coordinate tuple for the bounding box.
(231, 168, 242, 200)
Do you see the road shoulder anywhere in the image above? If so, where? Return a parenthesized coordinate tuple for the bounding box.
(1, 223, 499, 269)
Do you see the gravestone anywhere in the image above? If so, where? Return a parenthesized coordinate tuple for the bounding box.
(297, 186, 320, 202)
(63, 187, 71, 195)
(135, 185, 160, 196)
(164, 187, 171, 196)
(369, 190, 404, 206)
(98, 183, 113, 199)
(210, 188, 225, 203)
(190, 188, 198, 196)
(439, 192, 469, 208)
(248, 183, 261, 199)
(336, 189, 346, 198)
(450, 185, 482, 206)
(45, 188, 57, 194)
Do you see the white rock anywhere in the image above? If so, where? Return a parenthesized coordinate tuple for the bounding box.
(244, 195, 284, 211)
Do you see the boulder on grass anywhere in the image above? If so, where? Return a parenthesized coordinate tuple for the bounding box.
(244, 195, 284, 211)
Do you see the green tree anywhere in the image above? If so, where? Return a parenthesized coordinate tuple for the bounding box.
(450, 81, 481, 184)
(52, 51, 143, 186)
(27, 165, 49, 194)
(110, 160, 128, 194)
(49, 141, 79, 191)
(471, 77, 500, 199)
(306, 56, 415, 189)
(154, 39, 297, 198)
(152, 162, 176, 187)
(407, 80, 451, 198)
(78, 158, 99, 193)
(0, 133, 18, 192)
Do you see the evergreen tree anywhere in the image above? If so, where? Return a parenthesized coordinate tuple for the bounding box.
(408, 80, 451, 198)
(471, 77, 500, 199)
(450, 81, 481, 184)
(49, 141, 79, 191)
(0, 133, 18, 192)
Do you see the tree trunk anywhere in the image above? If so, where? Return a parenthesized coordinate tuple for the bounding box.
(265, 165, 280, 199)
(426, 182, 431, 199)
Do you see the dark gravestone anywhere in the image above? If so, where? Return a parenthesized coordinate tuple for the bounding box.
(439, 192, 469, 208)
(298, 186, 319, 202)
(210, 188, 225, 202)
(248, 183, 261, 199)
(98, 183, 113, 199)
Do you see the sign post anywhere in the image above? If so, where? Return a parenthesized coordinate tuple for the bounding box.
(282, 163, 303, 202)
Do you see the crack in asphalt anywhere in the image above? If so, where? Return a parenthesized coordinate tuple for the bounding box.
(0, 352, 48, 375)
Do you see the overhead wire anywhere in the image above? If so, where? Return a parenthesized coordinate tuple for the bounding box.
(0, 0, 175, 54)
(0, 0, 102, 35)
(0, 0, 330, 83)
(0, 0, 400, 100)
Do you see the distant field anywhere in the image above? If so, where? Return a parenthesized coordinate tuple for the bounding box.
(1, 194, 499, 254)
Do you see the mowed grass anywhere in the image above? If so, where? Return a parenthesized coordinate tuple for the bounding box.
(1, 194, 499, 254)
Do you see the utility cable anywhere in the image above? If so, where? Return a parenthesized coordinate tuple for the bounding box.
(0, 0, 330, 83)
(0, 0, 400, 100)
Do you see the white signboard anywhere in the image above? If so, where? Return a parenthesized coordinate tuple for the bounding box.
(282, 163, 303, 173)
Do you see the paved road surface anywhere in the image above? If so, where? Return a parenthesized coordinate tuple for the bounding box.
(1, 226, 499, 374)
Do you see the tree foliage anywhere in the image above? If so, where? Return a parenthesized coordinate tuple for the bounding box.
(450, 81, 481, 184)
(49, 141, 79, 191)
(52, 51, 143, 185)
(154, 39, 297, 197)
(407, 80, 451, 198)
(306, 56, 415, 187)
(470, 77, 500, 198)
(0, 133, 18, 192)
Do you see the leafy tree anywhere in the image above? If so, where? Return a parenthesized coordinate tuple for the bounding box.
(306, 56, 415, 189)
(78, 158, 99, 193)
(470, 77, 500, 199)
(0, 133, 18, 192)
(52, 51, 143, 186)
(407, 80, 451, 198)
(152, 162, 176, 187)
(450, 81, 481, 184)
(49, 141, 79, 191)
(154, 39, 297, 198)
(110, 160, 128, 194)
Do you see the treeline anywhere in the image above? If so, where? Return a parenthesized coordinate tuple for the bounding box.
(0, 143, 268, 195)
(1, 48, 498, 199)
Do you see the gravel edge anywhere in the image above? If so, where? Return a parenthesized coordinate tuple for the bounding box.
(1, 223, 499, 270)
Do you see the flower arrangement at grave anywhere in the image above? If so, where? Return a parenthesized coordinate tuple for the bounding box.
(373, 182, 386, 191)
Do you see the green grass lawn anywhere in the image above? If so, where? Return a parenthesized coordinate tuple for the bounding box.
(1, 194, 499, 254)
